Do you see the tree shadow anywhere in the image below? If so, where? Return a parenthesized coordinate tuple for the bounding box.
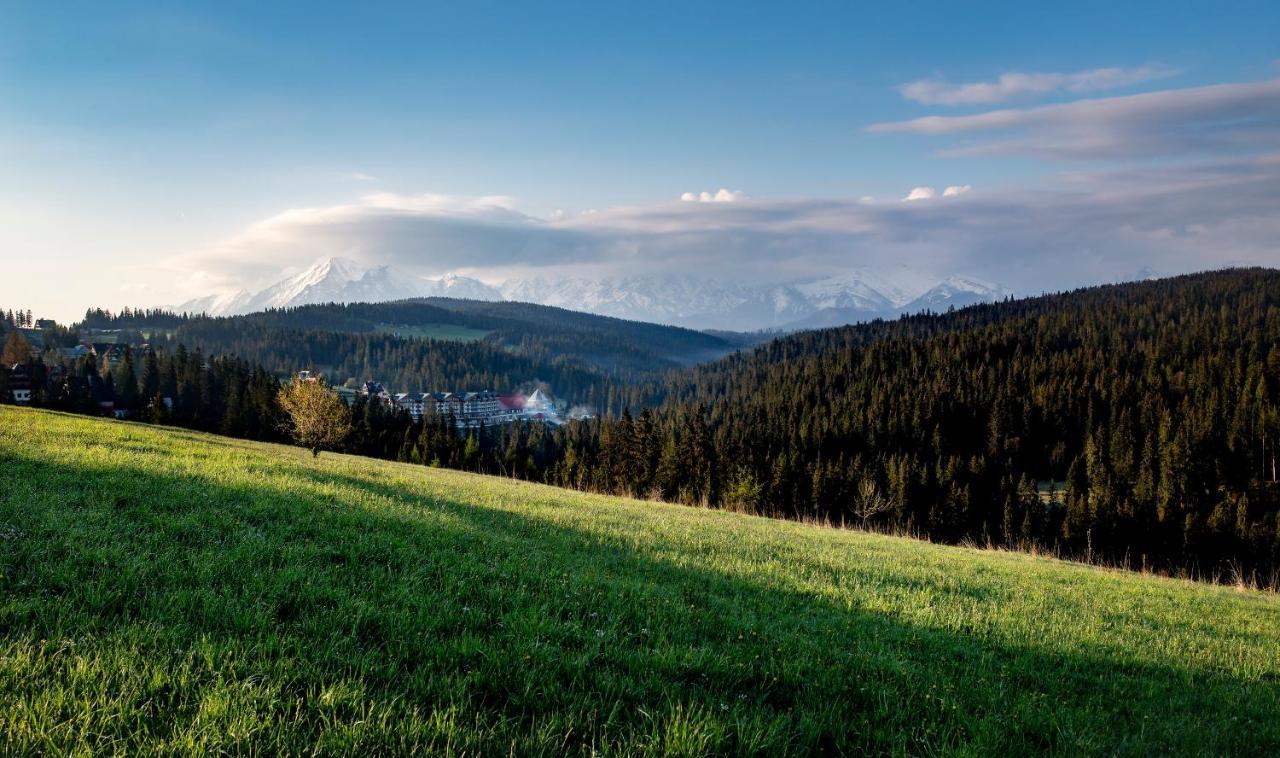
(1, 443, 1277, 755)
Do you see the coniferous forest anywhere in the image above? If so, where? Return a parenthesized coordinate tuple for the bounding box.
(5, 269, 1280, 584)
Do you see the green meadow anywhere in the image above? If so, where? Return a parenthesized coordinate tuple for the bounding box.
(373, 322, 491, 342)
(1, 406, 1277, 754)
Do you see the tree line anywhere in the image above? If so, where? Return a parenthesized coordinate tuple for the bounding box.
(2, 342, 284, 442)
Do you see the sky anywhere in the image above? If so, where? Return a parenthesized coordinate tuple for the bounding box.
(1, 1, 1278, 322)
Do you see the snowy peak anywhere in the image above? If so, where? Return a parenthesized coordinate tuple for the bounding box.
(241, 256, 366, 312)
(425, 273, 504, 301)
(902, 275, 1011, 313)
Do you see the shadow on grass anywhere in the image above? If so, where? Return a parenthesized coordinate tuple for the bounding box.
(1, 442, 1277, 755)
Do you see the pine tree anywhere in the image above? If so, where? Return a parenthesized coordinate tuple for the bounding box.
(113, 348, 138, 413)
(140, 349, 161, 402)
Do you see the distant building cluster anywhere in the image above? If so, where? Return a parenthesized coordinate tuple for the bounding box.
(5, 332, 132, 413)
(353, 377, 562, 427)
(5, 358, 120, 415)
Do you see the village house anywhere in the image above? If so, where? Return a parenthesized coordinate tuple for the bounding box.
(92, 344, 127, 370)
(8, 364, 32, 404)
(360, 380, 390, 402)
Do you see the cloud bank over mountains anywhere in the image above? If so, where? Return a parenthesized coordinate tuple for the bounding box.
(166, 158, 1280, 305)
(156, 75, 1280, 325)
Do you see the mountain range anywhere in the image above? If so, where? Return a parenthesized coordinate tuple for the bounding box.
(175, 257, 1012, 331)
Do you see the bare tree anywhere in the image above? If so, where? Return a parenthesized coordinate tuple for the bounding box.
(852, 477, 894, 526)
(278, 377, 351, 457)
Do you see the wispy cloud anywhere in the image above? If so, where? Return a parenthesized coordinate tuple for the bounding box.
(869, 78, 1280, 159)
(899, 65, 1177, 106)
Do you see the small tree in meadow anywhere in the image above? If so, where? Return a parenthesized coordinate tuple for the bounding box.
(278, 377, 351, 457)
(853, 477, 893, 527)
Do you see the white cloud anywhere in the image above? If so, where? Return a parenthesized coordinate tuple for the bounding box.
(903, 185, 970, 200)
(681, 188, 744, 203)
(870, 78, 1280, 159)
(899, 65, 1177, 106)
(157, 155, 1280, 302)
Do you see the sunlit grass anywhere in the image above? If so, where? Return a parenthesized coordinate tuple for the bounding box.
(1, 406, 1277, 754)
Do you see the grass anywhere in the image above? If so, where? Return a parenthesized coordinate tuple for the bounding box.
(374, 322, 491, 342)
(1, 406, 1278, 755)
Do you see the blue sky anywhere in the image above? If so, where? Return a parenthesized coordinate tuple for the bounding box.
(2, 1, 1279, 319)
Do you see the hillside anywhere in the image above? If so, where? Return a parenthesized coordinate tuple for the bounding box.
(83, 298, 730, 410)
(2, 407, 1277, 754)
(563, 269, 1280, 580)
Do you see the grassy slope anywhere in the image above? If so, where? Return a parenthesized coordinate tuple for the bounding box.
(1, 407, 1277, 755)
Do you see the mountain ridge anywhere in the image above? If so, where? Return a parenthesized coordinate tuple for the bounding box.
(175, 257, 1012, 330)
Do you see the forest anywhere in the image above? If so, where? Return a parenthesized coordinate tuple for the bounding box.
(6, 269, 1280, 584)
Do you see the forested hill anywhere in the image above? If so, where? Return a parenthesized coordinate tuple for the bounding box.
(213, 298, 733, 368)
(89, 298, 733, 410)
(571, 268, 1280, 580)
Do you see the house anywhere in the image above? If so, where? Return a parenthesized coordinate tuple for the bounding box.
(34, 319, 57, 330)
(7, 363, 32, 404)
(394, 392, 427, 421)
(433, 392, 464, 418)
(92, 344, 127, 370)
(360, 380, 390, 402)
(498, 394, 526, 422)
(525, 388, 557, 415)
(460, 390, 501, 419)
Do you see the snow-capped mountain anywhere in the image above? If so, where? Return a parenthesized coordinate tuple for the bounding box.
(173, 289, 256, 317)
(788, 274, 1011, 329)
(425, 273, 503, 301)
(237, 256, 367, 313)
(175, 257, 500, 315)
(901, 275, 1011, 312)
(175, 256, 1012, 331)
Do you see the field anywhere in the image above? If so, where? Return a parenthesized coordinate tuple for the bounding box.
(1, 407, 1277, 754)
(373, 322, 491, 342)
